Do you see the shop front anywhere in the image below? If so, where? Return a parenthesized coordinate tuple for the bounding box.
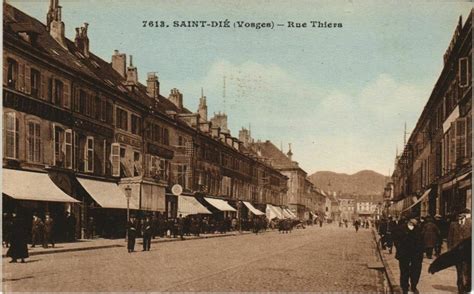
(3, 168, 80, 242)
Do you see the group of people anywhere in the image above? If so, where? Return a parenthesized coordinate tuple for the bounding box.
(3, 211, 77, 263)
(377, 210, 471, 294)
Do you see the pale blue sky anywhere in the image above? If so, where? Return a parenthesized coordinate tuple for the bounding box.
(9, 0, 472, 175)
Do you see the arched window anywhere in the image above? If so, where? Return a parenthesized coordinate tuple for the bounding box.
(4, 112, 19, 159)
(27, 121, 41, 163)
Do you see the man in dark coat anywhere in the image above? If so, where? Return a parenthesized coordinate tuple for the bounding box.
(7, 213, 29, 263)
(127, 217, 137, 253)
(31, 215, 44, 248)
(43, 214, 55, 248)
(142, 216, 152, 251)
(393, 218, 424, 294)
(428, 236, 471, 294)
(66, 212, 77, 241)
(421, 216, 440, 259)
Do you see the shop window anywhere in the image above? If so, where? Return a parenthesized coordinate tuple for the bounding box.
(6, 58, 18, 88)
(30, 68, 40, 98)
(131, 114, 141, 135)
(27, 121, 41, 163)
(84, 136, 94, 172)
(4, 112, 19, 159)
(111, 143, 121, 177)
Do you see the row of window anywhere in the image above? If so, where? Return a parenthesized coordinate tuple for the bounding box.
(145, 122, 170, 145)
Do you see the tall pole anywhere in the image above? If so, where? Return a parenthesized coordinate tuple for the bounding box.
(126, 197, 130, 242)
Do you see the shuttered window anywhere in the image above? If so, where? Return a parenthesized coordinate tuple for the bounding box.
(5, 112, 19, 159)
(27, 121, 41, 163)
(111, 143, 121, 177)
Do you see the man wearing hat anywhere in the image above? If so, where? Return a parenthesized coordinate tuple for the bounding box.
(394, 218, 424, 294)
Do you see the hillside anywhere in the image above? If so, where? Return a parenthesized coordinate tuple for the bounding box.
(309, 170, 388, 197)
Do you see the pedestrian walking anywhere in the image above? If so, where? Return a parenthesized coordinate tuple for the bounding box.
(31, 214, 44, 248)
(66, 212, 76, 241)
(433, 214, 446, 257)
(127, 217, 137, 253)
(319, 218, 323, 227)
(6, 213, 29, 263)
(393, 218, 424, 294)
(447, 209, 471, 293)
(177, 214, 184, 240)
(421, 216, 440, 259)
(142, 216, 152, 251)
(43, 214, 55, 248)
(354, 219, 360, 232)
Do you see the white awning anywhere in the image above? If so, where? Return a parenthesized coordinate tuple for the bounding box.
(242, 201, 265, 216)
(402, 189, 431, 213)
(78, 178, 139, 209)
(273, 206, 285, 219)
(178, 195, 212, 216)
(204, 197, 237, 212)
(285, 208, 298, 218)
(266, 204, 278, 220)
(2, 169, 79, 203)
(282, 208, 293, 218)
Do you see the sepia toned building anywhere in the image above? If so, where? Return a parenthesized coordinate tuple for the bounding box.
(2, 0, 292, 239)
(391, 11, 472, 218)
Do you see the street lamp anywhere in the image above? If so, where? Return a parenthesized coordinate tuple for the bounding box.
(124, 185, 132, 241)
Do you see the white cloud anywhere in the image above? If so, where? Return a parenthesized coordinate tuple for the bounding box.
(163, 60, 430, 175)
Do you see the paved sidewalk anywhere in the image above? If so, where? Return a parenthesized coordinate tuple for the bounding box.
(2, 230, 256, 257)
(373, 231, 458, 293)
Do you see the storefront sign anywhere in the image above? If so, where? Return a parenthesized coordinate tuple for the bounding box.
(116, 133, 142, 148)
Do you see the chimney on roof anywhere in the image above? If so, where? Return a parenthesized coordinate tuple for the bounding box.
(74, 22, 90, 57)
(287, 143, 293, 161)
(239, 127, 251, 148)
(210, 112, 229, 134)
(47, 0, 67, 49)
(168, 88, 183, 110)
(126, 55, 138, 84)
(146, 72, 160, 99)
(198, 88, 208, 123)
(112, 50, 126, 78)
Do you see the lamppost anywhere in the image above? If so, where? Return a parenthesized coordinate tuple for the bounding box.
(124, 185, 132, 241)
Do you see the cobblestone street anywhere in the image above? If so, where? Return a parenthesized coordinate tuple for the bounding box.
(3, 225, 385, 292)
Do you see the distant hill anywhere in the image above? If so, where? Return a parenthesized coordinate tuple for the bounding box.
(309, 170, 388, 197)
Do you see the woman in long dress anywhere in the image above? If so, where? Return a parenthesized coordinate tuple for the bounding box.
(6, 213, 29, 263)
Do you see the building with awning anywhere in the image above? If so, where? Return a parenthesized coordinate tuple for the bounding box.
(119, 177, 166, 212)
(77, 177, 139, 210)
(178, 195, 212, 216)
(402, 189, 431, 214)
(266, 204, 284, 219)
(3, 169, 79, 203)
(242, 201, 265, 216)
(204, 197, 237, 212)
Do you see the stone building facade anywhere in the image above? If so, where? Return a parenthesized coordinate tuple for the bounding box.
(391, 12, 472, 218)
(2, 0, 289, 238)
